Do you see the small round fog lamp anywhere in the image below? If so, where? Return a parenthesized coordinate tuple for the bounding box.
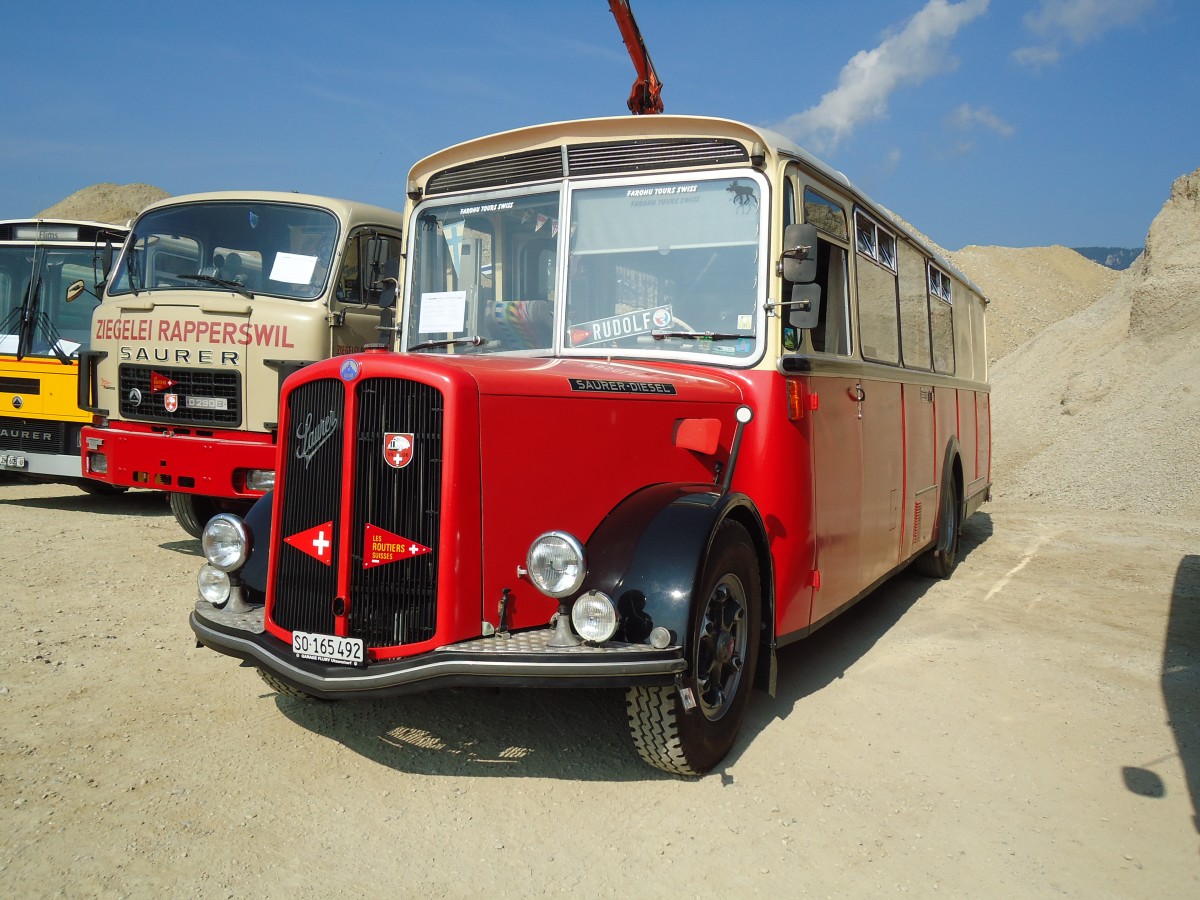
(526, 531, 586, 598)
(571, 590, 618, 644)
(202, 513, 250, 572)
(198, 564, 231, 606)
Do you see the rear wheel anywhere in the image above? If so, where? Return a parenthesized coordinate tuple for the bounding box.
(915, 476, 961, 578)
(169, 492, 221, 539)
(626, 520, 761, 776)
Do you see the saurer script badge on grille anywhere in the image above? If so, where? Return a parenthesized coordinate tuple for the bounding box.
(383, 432, 414, 469)
(294, 410, 338, 468)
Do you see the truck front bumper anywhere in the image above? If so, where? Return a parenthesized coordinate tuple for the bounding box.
(190, 601, 686, 699)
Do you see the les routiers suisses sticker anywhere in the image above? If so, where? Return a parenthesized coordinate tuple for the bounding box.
(283, 521, 432, 569)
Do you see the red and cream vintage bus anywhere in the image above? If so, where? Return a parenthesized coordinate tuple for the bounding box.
(190, 116, 991, 775)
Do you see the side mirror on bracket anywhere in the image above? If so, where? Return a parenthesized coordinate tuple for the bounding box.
(377, 257, 401, 310)
(780, 222, 818, 284)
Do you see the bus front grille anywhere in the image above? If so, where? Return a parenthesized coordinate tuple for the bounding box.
(271, 376, 444, 649)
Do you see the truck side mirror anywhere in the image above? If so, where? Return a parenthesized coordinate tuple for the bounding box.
(377, 258, 401, 310)
(780, 222, 818, 284)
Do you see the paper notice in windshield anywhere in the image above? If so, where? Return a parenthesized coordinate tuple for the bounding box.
(270, 252, 318, 284)
(418, 291, 467, 334)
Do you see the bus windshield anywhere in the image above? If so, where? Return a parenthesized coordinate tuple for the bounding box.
(109, 202, 340, 302)
(404, 173, 767, 363)
(0, 242, 108, 358)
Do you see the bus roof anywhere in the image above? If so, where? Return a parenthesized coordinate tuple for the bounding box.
(408, 115, 983, 299)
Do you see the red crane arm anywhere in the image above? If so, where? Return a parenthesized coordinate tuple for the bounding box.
(607, 0, 664, 115)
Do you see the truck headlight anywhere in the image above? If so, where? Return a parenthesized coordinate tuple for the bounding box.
(571, 590, 618, 643)
(526, 531, 586, 598)
(198, 564, 231, 605)
(244, 468, 275, 492)
(202, 513, 250, 572)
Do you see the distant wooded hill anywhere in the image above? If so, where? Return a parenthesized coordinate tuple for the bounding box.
(1072, 246, 1143, 270)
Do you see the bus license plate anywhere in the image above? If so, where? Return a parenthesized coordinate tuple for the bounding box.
(291, 631, 365, 667)
(0, 454, 27, 470)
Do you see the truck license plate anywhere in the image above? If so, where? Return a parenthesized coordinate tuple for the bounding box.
(186, 395, 228, 410)
(291, 631, 365, 667)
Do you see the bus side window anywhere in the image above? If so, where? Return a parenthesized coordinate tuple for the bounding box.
(807, 241, 850, 355)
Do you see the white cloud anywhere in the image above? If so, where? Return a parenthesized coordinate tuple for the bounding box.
(948, 103, 1015, 137)
(768, 0, 990, 153)
(1014, 0, 1157, 67)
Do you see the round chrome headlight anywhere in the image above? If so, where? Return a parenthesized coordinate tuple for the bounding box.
(526, 531, 586, 598)
(198, 564, 231, 606)
(571, 590, 618, 643)
(202, 513, 250, 572)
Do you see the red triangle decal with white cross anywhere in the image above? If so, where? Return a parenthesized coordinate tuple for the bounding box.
(363, 523, 432, 569)
(284, 521, 335, 566)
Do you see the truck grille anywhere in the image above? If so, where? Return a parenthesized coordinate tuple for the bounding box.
(271, 376, 444, 648)
(0, 417, 70, 454)
(118, 365, 241, 427)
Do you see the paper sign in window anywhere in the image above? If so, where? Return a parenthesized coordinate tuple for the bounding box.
(270, 252, 319, 284)
(418, 291, 467, 334)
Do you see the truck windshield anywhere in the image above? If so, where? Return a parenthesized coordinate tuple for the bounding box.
(109, 202, 340, 302)
(404, 173, 766, 363)
(0, 243, 106, 357)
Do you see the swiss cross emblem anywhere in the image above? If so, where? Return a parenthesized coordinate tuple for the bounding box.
(283, 521, 335, 565)
(163, 393, 179, 412)
(383, 433, 414, 469)
(150, 371, 177, 392)
(363, 523, 432, 569)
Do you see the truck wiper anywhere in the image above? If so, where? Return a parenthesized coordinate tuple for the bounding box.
(408, 335, 490, 352)
(178, 273, 255, 299)
(652, 330, 743, 341)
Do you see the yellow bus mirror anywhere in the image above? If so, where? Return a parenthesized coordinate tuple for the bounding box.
(66, 279, 87, 303)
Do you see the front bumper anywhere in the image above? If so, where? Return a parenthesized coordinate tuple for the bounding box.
(190, 601, 686, 699)
(82, 424, 275, 496)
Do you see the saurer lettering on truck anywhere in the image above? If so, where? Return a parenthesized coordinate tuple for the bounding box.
(94, 319, 296, 347)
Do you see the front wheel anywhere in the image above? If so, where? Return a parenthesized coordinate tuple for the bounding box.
(626, 519, 761, 776)
(169, 492, 221, 539)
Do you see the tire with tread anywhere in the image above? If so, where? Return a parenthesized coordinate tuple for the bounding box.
(76, 481, 128, 496)
(170, 492, 221, 539)
(626, 519, 761, 776)
(257, 669, 325, 701)
(914, 475, 961, 579)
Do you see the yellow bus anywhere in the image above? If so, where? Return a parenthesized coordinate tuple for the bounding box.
(0, 219, 127, 491)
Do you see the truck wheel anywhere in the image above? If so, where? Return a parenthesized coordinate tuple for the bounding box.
(914, 476, 961, 579)
(626, 520, 761, 776)
(170, 492, 220, 539)
(257, 669, 325, 701)
(76, 481, 128, 496)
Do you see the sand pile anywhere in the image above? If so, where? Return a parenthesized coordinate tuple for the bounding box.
(986, 166, 1200, 517)
(951, 245, 1119, 362)
(36, 183, 168, 226)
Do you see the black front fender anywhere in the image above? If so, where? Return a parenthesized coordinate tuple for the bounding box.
(581, 483, 767, 646)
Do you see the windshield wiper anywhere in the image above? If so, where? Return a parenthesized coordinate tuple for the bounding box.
(177, 273, 255, 299)
(408, 335, 490, 352)
(652, 330, 743, 341)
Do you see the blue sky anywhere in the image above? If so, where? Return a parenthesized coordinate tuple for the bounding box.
(1, 0, 1194, 250)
